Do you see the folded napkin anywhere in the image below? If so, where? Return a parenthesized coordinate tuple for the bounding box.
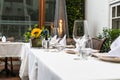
(108, 46, 120, 57)
(49, 35, 60, 46)
(108, 36, 120, 57)
(79, 35, 87, 48)
(49, 35, 57, 44)
(110, 36, 120, 50)
(2, 36, 6, 42)
(75, 35, 87, 52)
(59, 35, 66, 46)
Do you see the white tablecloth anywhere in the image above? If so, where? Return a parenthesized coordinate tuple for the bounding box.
(19, 43, 31, 79)
(0, 42, 30, 79)
(28, 49, 120, 80)
(0, 42, 24, 57)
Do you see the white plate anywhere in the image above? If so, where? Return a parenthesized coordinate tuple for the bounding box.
(65, 45, 75, 48)
(81, 48, 99, 53)
(64, 50, 77, 54)
(99, 56, 120, 63)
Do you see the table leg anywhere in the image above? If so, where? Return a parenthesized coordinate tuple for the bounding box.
(0, 57, 16, 76)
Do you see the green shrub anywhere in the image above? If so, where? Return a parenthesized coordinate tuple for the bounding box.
(98, 28, 120, 52)
(66, 0, 84, 37)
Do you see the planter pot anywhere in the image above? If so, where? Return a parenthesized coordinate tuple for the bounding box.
(31, 38, 43, 47)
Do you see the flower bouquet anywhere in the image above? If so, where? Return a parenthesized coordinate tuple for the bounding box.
(24, 24, 49, 47)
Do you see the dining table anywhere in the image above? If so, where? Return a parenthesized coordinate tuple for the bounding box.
(0, 42, 30, 78)
(28, 48, 120, 80)
(1, 42, 120, 80)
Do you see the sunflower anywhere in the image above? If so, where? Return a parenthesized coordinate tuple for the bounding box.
(31, 28, 42, 38)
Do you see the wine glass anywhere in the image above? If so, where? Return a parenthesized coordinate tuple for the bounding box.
(73, 20, 84, 60)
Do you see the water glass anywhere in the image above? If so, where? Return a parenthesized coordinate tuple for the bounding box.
(56, 44, 65, 51)
(81, 49, 91, 60)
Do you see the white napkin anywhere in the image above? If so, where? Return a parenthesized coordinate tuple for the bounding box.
(108, 46, 120, 57)
(59, 35, 66, 46)
(75, 35, 84, 52)
(110, 36, 120, 50)
(108, 36, 120, 57)
(79, 35, 87, 48)
(75, 35, 86, 49)
(2, 36, 6, 42)
(49, 35, 58, 45)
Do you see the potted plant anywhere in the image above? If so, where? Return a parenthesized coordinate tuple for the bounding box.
(98, 28, 120, 52)
(24, 24, 49, 47)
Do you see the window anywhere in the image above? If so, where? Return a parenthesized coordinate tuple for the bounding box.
(0, 0, 56, 41)
(45, 0, 55, 22)
(0, 0, 84, 40)
(110, 2, 120, 29)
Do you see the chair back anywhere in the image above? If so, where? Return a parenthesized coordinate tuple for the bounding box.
(92, 38, 106, 52)
(7, 37, 15, 42)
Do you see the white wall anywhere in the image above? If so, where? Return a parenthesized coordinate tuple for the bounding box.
(109, 0, 120, 3)
(85, 0, 109, 37)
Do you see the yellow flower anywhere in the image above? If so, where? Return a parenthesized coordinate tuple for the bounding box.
(31, 28, 42, 38)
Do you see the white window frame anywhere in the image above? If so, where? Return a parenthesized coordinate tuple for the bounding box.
(110, 1, 120, 28)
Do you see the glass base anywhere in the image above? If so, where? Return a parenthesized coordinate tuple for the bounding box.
(74, 57, 80, 60)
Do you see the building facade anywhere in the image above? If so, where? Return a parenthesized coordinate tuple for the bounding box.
(85, 0, 120, 37)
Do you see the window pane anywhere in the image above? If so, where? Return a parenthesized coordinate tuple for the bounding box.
(112, 7, 115, 17)
(0, 0, 39, 41)
(117, 5, 120, 16)
(45, 0, 56, 22)
(112, 18, 120, 29)
(0, 0, 56, 41)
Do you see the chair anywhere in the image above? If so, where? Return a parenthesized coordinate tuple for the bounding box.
(6, 37, 14, 42)
(66, 38, 75, 45)
(92, 38, 106, 52)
